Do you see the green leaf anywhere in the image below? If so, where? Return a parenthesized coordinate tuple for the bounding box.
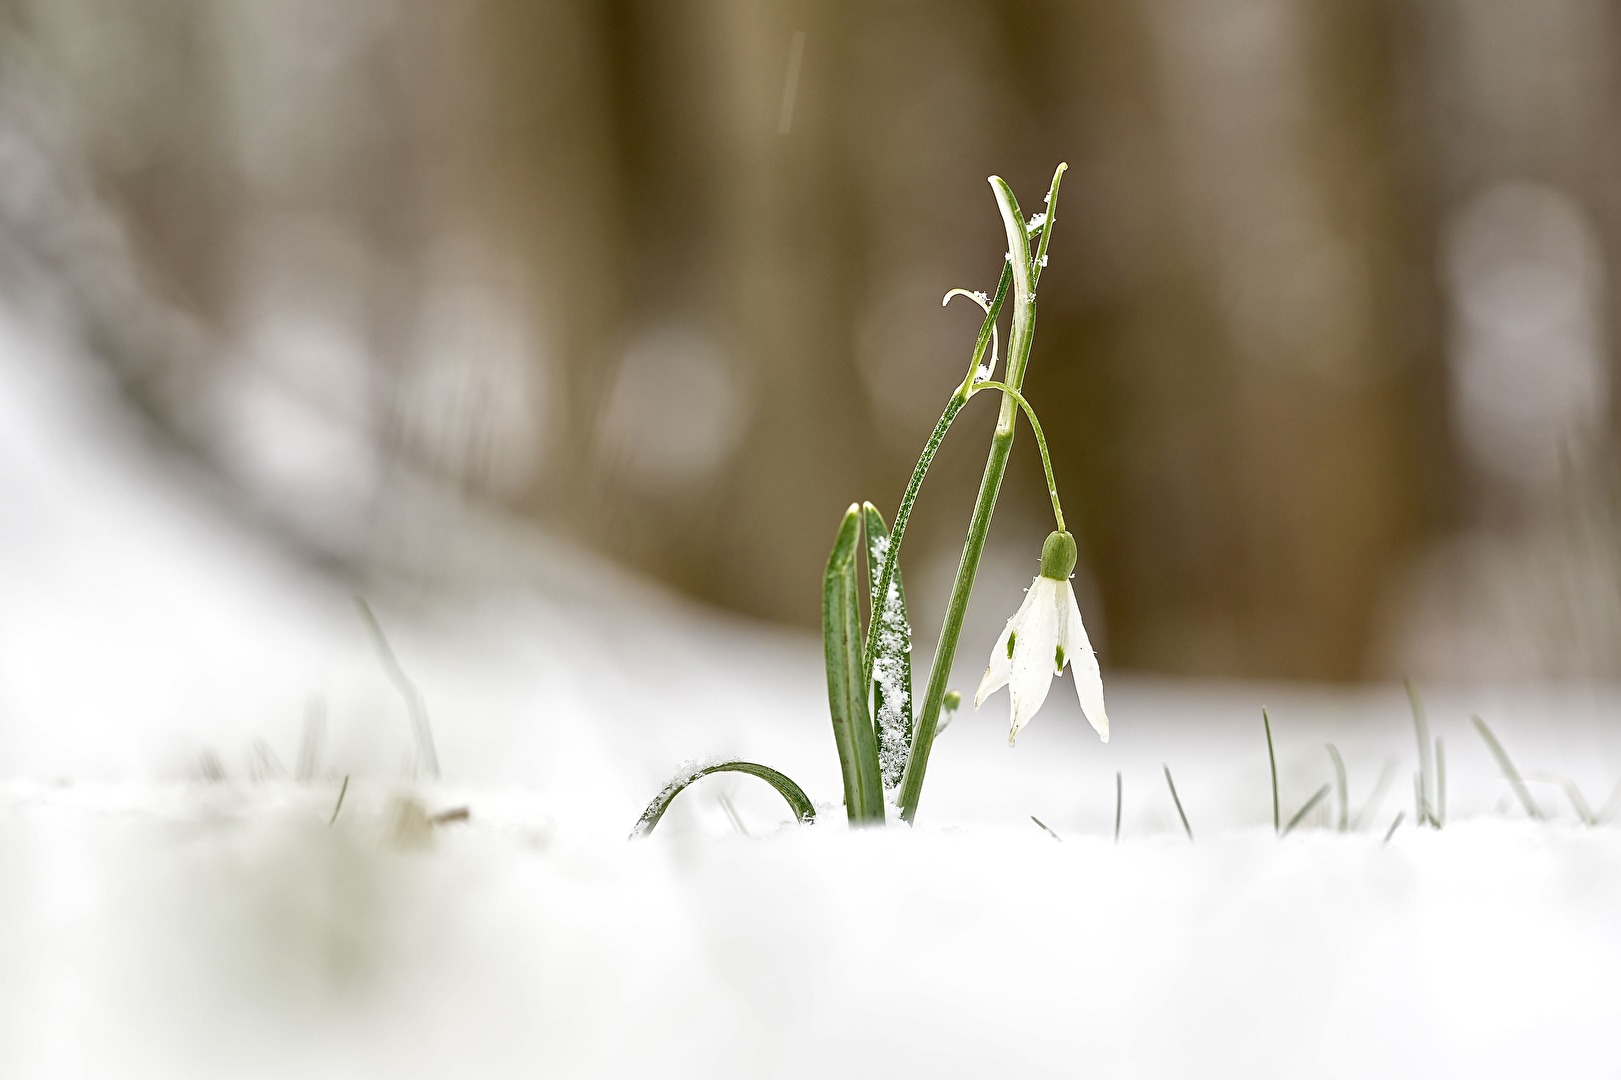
(629, 760, 816, 839)
(862, 502, 913, 792)
(824, 504, 885, 824)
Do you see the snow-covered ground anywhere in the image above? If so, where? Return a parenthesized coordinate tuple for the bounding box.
(3, 301, 1621, 1078)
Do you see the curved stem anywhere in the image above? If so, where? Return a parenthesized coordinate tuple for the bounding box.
(969, 379, 1064, 532)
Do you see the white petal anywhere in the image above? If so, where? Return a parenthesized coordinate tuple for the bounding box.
(1008, 578, 1062, 744)
(975, 584, 1041, 709)
(1059, 579, 1109, 742)
(974, 619, 1014, 709)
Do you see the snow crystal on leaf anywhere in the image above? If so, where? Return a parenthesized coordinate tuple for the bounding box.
(868, 539, 913, 791)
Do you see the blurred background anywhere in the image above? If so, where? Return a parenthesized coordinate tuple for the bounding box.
(2, 0, 1619, 684)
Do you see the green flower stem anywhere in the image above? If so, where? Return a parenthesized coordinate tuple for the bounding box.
(969, 379, 1064, 533)
(897, 164, 1066, 824)
(861, 270, 1010, 690)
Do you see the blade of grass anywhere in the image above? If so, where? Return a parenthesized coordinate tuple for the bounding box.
(1114, 771, 1123, 844)
(1405, 679, 1433, 826)
(1382, 811, 1405, 845)
(1524, 772, 1598, 825)
(716, 791, 749, 835)
(1596, 779, 1621, 823)
(198, 749, 226, 783)
(631, 760, 816, 839)
(1030, 815, 1061, 841)
(1560, 778, 1595, 825)
(356, 598, 440, 781)
(1282, 784, 1331, 837)
(1263, 709, 1280, 835)
(297, 698, 325, 782)
(1435, 737, 1446, 827)
(1351, 757, 1397, 832)
(1163, 764, 1193, 841)
(823, 505, 885, 824)
(328, 774, 350, 826)
(1326, 744, 1349, 831)
(1470, 715, 1545, 821)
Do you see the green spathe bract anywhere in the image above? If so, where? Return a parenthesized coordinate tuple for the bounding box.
(632, 163, 1087, 837)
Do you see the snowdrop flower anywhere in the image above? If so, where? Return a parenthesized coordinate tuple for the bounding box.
(974, 531, 1108, 745)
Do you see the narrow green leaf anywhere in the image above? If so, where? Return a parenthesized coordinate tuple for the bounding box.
(824, 505, 885, 824)
(863, 502, 913, 792)
(630, 760, 816, 839)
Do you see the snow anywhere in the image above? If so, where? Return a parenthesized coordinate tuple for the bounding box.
(4, 300, 1621, 1076)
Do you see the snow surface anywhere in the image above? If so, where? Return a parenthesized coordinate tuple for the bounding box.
(3, 301, 1621, 1077)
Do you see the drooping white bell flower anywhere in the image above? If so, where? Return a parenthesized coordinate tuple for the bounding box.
(974, 531, 1108, 745)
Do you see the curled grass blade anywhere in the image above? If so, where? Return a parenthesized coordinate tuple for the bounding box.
(1471, 715, 1545, 822)
(631, 761, 816, 839)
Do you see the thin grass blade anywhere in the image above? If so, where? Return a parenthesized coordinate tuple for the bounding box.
(863, 503, 913, 793)
(1352, 757, 1397, 832)
(1163, 764, 1193, 841)
(328, 775, 350, 826)
(631, 760, 816, 839)
(1283, 784, 1331, 837)
(1471, 715, 1544, 821)
(356, 598, 440, 781)
(1114, 771, 1123, 843)
(1435, 737, 1447, 827)
(1326, 744, 1349, 831)
(1264, 708, 1280, 835)
(1405, 679, 1434, 826)
(1383, 811, 1405, 845)
(1030, 816, 1061, 841)
(824, 505, 885, 823)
